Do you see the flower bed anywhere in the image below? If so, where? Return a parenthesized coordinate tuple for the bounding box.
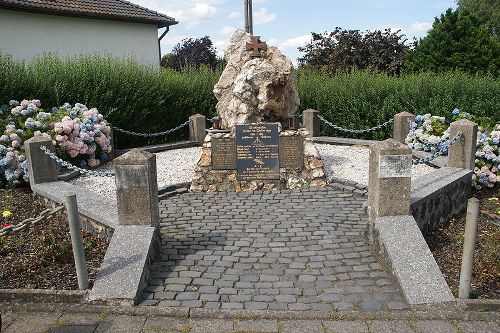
(0, 100, 112, 187)
(406, 109, 500, 189)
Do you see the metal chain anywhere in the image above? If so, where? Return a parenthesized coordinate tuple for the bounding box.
(412, 132, 463, 165)
(318, 115, 394, 134)
(0, 205, 64, 236)
(113, 121, 189, 138)
(40, 146, 115, 177)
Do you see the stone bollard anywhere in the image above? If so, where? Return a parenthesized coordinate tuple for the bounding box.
(24, 136, 58, 188)
(368, 139, 412, 220)
(114, 149, 159, 227)
(393, 112, 415, 144)
(447, 119, 478, 170)
(189, 114, 207, 145)
(303, 109, 320, 137)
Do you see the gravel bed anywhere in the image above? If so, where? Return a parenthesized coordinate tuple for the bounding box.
(69, 146, 201, 199)
(70, 144, 436, 199)
(316, 143, 436, 186)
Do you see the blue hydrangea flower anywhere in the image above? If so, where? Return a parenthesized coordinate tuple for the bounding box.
(79, 160, 87, 168)
(452, 108, 460, 115)
(51, 106, 58, 113)
(99, 152, 108, 161)
(69, 110, 78, 118)
(9, 100, 18, 107)
(63, 103, 72, 110)
(415, 115, 423, 122)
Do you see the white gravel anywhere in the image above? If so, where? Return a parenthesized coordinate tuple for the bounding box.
(70, 143, 436, 199)
(315, 143, 436, 186)
(69, 146, 201, 199)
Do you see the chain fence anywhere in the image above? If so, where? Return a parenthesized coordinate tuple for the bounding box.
(0, 205, 64, 236)
(40, 146, 115, 177)
(318, 115, 394, 134)
(412, 132, 462, 165)
(113, 121, 189, 138)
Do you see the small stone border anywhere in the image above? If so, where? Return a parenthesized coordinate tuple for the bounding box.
(1, 301, 499, 321)
(328, 177, 368, 198)
(115, 140, 198, 157)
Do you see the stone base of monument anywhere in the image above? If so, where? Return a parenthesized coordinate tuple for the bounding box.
(190, 124, 327, 192)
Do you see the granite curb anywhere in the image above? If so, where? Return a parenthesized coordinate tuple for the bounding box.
(0, 289, 86, 303)
(1, 301, 499, 321)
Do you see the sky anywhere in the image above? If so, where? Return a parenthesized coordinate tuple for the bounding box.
(129, 0, 458, 64)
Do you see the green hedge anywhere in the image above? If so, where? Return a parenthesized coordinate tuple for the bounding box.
(298, 68, 500, 140)
(1, 53, 498, 147)
(0, 53, 220, 148)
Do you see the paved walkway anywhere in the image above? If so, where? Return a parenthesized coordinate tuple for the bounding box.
(141, 187, 408, 311)
(1, 307, 499, 333)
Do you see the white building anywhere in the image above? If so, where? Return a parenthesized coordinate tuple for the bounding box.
(0, 0, 178, 67)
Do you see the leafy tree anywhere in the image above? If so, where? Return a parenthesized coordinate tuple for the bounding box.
(405, 8, 499, 75)
(162, 36, 218, 71)
(298, 28, 408, 75)
(457, 0, 500, 36)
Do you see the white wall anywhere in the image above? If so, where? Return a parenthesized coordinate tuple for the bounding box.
(0, 8, 160, 67)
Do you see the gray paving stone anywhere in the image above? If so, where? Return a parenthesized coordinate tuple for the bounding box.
(190, 319, 233, 333)
(280, 320, 323, 333)
(95, 315, 146, 333)
(146, 188, 407, 311)
(323, 320, 369, 333)
(412, 320, 458, 333)
(455, 321, 500, 333)
(4, 312, 63, 333)
(368, 320, 414, 333)
(234, 320, 279, 333)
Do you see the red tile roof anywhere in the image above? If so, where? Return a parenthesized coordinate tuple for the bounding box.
(0, 0, 178, 27)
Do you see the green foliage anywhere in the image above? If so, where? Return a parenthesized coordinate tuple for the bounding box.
(298, 68, 500, 139)
(405, 8, 499, 76)
(1, 53, 498, 146)
(298, 28, 408, 75)
(0, 53, 220, 148)
(457, 0, 500, 36)
(162, 36, 218, 71)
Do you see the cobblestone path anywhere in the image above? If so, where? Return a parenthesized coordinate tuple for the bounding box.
(141, 187, 409, 311)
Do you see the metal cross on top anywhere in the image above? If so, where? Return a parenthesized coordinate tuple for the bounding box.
(246, 36, 267, 58)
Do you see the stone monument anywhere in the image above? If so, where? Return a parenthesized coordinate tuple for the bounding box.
(191, 30, 326, 192)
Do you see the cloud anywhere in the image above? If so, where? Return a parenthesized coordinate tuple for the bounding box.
(220, 26, 237, 35)
(253, 7, 277, 25)
(213, 40, 228, 57)
(169, 3, 217, 29)
(267, 35, 312, 51)
(408, 21, 432, 33)
(228, 11, 241, 19)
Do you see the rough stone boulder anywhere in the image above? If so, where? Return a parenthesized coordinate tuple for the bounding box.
(214, 30, 300, 131)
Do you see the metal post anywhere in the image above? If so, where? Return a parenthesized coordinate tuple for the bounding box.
(65, 193, 89, 290)
(458, 197, 480, 299)
(244, 0, 249, 33)
(248, 0, 253, 35)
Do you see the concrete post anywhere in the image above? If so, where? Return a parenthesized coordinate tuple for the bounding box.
(459, 197, 480, 299)
(393, 112, 415, 144)
(65, 193, 89, 290)
(189, 114, 207, 145)
(303, 109, 320, 137)
(447, 119, 478, 170)
(24, 136, 58, 188)
(114, 149, 159, 227)
(368, 139, 412, 220)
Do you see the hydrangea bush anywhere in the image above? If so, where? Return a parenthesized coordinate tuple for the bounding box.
(0, 99, 112, 187)
(406, 108, 500, 189)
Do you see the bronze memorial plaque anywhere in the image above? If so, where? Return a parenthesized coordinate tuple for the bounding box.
(236, 124, 280, 180)
(212, 138, 237, 170)
(279, 136, 304, 169)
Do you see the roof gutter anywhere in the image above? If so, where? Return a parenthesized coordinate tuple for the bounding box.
(158, 26, 170, 66)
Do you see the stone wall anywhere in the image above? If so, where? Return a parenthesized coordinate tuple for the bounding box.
(410, 167, 473, 233)
(191, 128, 327, 192)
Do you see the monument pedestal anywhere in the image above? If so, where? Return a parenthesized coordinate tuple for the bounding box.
(191, 124, 327, 192)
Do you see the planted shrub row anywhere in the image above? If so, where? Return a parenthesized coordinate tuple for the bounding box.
(1, 54, 498, 147)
